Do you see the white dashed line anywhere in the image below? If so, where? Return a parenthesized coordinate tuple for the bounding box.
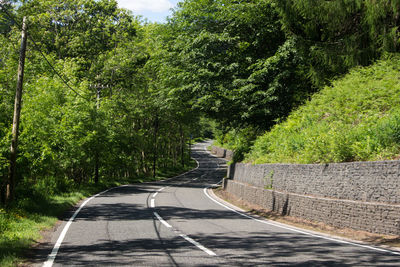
(154, 212, 172, 228)
(152, 192, 159, 198)
(153, 211, 216, 256)
(150, 199, 155, 208)
(179, 233, 217, 256)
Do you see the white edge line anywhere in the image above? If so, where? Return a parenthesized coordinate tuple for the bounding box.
(43, 187, 117, 267)
(179, 233, 217, 256)
(203, 188, 400, 256)
(154, 143, 206, 183)
(150, 198, 155, 208)
(160, 151, 201, 182)
(154, 212, 172, 228)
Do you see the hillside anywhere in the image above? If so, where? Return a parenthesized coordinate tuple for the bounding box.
(246, 55, 400, 164)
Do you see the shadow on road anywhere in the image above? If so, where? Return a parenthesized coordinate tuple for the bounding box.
(29, 141, 399, 266)
(31, 227, 399, 266)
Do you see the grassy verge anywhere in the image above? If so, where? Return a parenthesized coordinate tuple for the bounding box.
(0, 159, 197, 266)
(247, 55, 400, 164)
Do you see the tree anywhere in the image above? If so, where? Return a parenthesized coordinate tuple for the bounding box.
(275, 0, 400, 85)
(164, 0, 313, 132)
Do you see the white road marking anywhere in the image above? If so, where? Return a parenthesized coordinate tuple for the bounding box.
(152, 177, 216, 256)
(149, 143, 217, 256)
(43, 187, 115, 267)
(160, 153, 200, 182)
(154, 212, 172, 228)
(179, 233, 217, 256)
(153, 211, 217, 256)
(203, 188, 400, 256)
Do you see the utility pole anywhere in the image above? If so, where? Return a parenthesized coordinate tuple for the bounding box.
(152, 115, 159, 178)
(189, 133, 192, 160)
(94, 86, 100, 184)
(7, 17, 27, 203)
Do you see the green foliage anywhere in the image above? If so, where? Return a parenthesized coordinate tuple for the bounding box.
(0, 156, 197, 266)
(235, 38, 315, 130)
(264, 170, 274, 190)
(166, 0, 312, 130)
(0, 0, 205, 204)
(0, 0, 399, 263)
(247, 56, 400, 164)
(19, 0, 136, 67)
(214, 126, 260, 162)
(275, 0, 400, 85)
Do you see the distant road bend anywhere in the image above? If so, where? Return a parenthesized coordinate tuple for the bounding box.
(41, 141, 399, 266)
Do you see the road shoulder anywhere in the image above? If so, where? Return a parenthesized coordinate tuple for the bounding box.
(210, 187, 400, 253)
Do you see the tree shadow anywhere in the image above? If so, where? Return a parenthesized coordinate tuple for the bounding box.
(30, 227, 400, 266)
(28, 144, 400, 266)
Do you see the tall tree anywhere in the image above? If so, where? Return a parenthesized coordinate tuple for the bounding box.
(164, 0, 312, 131)
(275, 0, 400, 85)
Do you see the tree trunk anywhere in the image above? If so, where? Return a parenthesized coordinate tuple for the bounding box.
(7, 17, 28, 203)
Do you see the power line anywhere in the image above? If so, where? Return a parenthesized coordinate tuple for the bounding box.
(0, 4, 92, 102)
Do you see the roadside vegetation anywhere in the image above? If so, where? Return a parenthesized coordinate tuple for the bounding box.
(0, 160, 196, 266)
(0, 0, 399, 265)
(247, 56, 400, 163)
(207, 0, 400, 163)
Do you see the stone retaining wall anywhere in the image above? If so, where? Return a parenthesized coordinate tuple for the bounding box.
(211, 146, 234, 161)
(229, 161, 400, 204)
(224, 161, 400, 235)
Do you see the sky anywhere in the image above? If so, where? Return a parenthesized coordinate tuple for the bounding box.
(115, 0, 181, 23)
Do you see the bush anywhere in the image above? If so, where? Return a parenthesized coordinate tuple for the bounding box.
(214, 126, 260, 162)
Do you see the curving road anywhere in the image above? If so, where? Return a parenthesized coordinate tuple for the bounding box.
(38, 141, 399, 266)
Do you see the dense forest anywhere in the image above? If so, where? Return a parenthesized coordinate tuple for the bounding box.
(0, 0, 399, 264)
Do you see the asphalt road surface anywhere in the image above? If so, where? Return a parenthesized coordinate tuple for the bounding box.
(38, 141, 400, 266)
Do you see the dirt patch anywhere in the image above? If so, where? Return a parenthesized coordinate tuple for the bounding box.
(214, 188, 400, 250)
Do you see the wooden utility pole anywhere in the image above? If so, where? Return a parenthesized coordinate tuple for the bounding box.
(180, 125, 185, 168)
(94, 86, 101, 184)
(152, 115, 159, 178)
(188, 133, 192, 160)
(7, 17, 27, 203)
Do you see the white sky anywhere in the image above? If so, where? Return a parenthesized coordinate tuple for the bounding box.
(116, 0, 180, 23)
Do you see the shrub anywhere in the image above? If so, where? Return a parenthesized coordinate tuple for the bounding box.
(247, 55, 400, 163)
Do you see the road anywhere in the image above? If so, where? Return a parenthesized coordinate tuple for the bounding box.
(39, 141, 399, 266)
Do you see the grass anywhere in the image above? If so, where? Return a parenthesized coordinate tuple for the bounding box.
(246, 55, 400, 164)
(0, 159, 197, 266)
(0, 190, 92, 267)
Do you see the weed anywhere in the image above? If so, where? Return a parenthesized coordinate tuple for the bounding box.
(264, 170, 274, 189)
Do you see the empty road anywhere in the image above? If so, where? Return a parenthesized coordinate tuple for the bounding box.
(39, 141, 399, 266)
